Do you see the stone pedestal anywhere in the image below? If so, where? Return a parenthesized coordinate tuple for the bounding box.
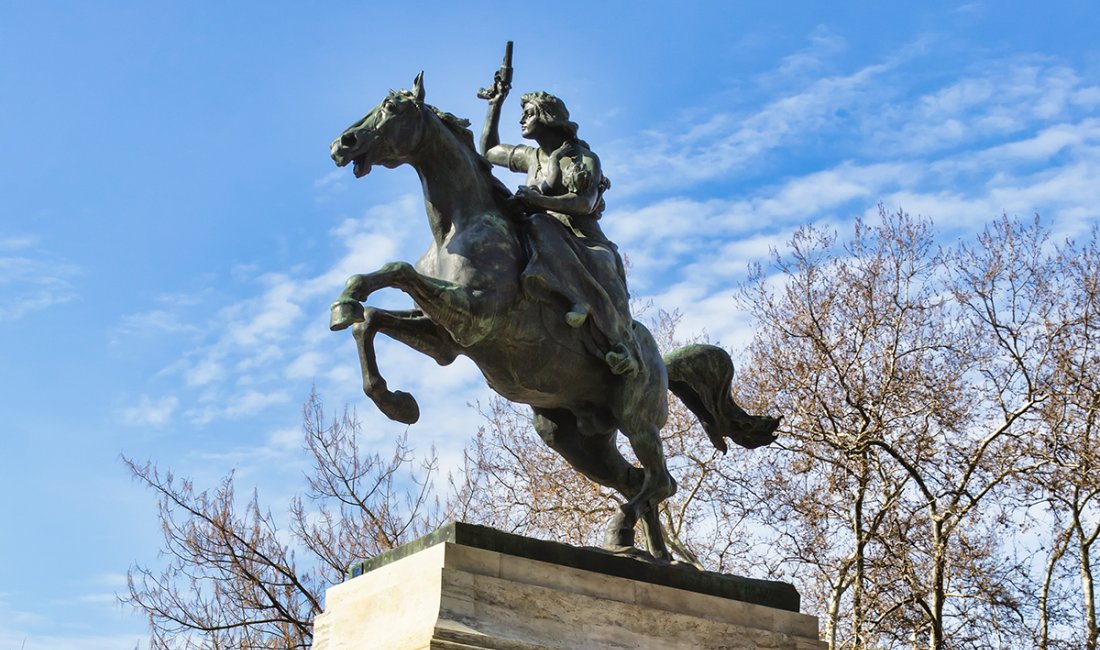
(312, 522, 825, 650)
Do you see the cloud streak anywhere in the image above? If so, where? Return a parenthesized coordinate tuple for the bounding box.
(0, 236, 79, 322)
(120, 395, 179, 426)
(112, 194, 442, 431)
(600, 47, 1100, 355)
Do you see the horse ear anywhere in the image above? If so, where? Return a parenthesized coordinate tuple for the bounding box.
(412, 71, 425, 103)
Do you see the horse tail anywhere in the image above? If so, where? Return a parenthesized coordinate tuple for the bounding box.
(663, 344, 780, 453)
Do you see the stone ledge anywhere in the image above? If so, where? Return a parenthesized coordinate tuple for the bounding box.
(346, 522, 800, 613)
(315, 526, 825, 650)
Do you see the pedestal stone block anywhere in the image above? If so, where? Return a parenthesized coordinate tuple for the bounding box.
(312, 522, 826, 650)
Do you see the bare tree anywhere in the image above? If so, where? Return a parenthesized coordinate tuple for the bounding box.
(451, 394, 619, 548)
(123, 460, 320, 648)
(738, 211, 952, 648)
(291, 396, 443, 582)
(124, 392, 445, 648)
(1025, 227, 1100, 649)
(737, 210, 1058, 649)
(908, 215, 1064, 649)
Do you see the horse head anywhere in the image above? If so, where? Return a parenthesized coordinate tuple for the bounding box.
(331, 72, 428, 178)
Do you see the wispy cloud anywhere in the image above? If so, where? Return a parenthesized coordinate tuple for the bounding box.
(0, 235, 79, 322)
(114, 308, 200, 341)
(606, 161, 910, 295)
(774, 25, 848, 79)
(191, 424, 305, 467)
(286, 350, 325, 379)
(0, 594, 141, 650)
(0, 235, 37, 249)
(187, 388, 291, 425)
(866, 61, 1099, 155)
(120, 395, 179, 427)
(0, 630, 143, 650)
(606, 58, 898, 196)
(114, 194, 429, 429)
(601, 44, 1100, 355)
(603, 38, 1100, 209)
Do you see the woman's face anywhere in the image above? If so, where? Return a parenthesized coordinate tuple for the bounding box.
(520, 104, 543, 139)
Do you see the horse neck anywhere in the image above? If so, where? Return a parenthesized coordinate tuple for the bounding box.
(410, 117, 501, 244)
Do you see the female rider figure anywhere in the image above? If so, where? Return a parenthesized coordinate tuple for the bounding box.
(480, 84, 639, 376)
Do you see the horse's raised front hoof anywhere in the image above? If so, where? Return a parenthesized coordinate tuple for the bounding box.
(330, 300, 365, 331)
(376, 390, 421, 425)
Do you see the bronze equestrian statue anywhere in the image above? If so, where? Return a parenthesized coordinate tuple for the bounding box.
(327, 59, 778, 560)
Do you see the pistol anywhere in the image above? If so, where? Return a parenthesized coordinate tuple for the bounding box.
(477, 41, 514, 100)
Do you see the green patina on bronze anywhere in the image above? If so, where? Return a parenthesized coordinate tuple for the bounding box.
(346, 522, 801, 613)
(327, 43, 780, 562)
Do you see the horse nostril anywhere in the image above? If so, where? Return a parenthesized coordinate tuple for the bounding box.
(341, 133, 357, 147)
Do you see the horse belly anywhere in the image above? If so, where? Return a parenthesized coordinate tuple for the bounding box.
(470, 340, 609, 411)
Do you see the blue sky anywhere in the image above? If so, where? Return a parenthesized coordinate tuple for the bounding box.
(2, 1, 1098, 646)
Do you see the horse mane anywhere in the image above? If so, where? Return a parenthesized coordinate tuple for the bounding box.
(413, 97, 522, 219)
(426, 105, 476, 149)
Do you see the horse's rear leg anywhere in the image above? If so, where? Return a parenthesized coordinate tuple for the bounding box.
(532, 408, 636, 491)
(351, 308, 460, 424)
(609, 425, 677, 561)
(533, 408, 673, 559)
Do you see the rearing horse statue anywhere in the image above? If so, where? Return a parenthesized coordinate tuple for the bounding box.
(328, 73, 778, 560)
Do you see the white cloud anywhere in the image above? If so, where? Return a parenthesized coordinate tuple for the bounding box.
(607, 161, 913, 296)
(188, 424, 307, 469)
(867, 61, 1098, 156)
(267, 426, 301, 452)
(749, 163, 903, 221)
(325, 362, 359, 387)
(286, 350, 325, 379)
(602, 47, 1100, 217)
(187, 388, 291, 424)
(0, 595, 142, 650)
(0, 289, 74, 321)
(313, 168, 347, 192)
(114, 308, 199, 340)
(105, 192, 432, 434)
(0, 241, 79, 322)
(973, 119, 1100, 163)
(609, 53, 1100, 352)
(93, 573, 129, 588)
(775, 26, 848, 78)
(1074, 85, 1100, 108)
(120, 395, 179, 427)
(0, 235, 37, 249)
(607, 59, 896, 196)
(228, 389, 290, 416)
(954, 1, 986, 15)
(77, 593, 118, 604)
(0, 630, 143, 650)
(184, 357, 224, 387)
(154, 289, 208, 307)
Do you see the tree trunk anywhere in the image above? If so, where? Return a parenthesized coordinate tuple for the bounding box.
(852, 466, 868, 650)
(928, 518, 946, 650)
(1080, 526, 1098, 650)
(826, 574, 845, 650)
(1039, 527, 1070, 650)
